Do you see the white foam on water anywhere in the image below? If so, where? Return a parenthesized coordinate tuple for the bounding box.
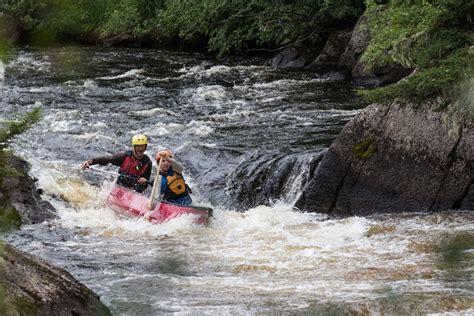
(315, 109, 361, 118)
(140, 121, 213, 139)
(183, 85, 228, 105)
(91, 121, 108, 130)
(179, 64, 266, 77)
(44, 109, 81, 121)
(205, 65, 231, 75)
(6, 54, 51, 72)
(199, 142, 217, 148)
(186, 120, 214, 137)
(74, 132, 118, 144)
(29, 160, 102, 208)
(253, 78, 324, 89)
(29, 161, 205, 238)
(56, 200, 202, 238)
(21, 156, 474, 315)
(83, 79, 98, 89)
(98, 68, 146, 80)
(127, 107, 179, 118)
(209, 204, 369, 248)
(41, 109, 84, 132)
(138, 122, 178, 138)
(177, 65, 205, 74)
(261, 96, 284, 103)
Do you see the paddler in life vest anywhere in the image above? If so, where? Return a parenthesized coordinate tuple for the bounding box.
(155, 150, 192, 205)
(81, 134, 152, 193)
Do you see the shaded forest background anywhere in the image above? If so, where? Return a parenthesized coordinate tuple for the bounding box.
(0, 0, 472, 104)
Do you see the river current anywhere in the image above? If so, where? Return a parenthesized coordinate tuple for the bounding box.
(1, 47, 473, 315)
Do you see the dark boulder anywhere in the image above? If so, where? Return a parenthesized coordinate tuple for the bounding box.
(270, 47, 307, 68)
(2, 156, 56, 225)
(269, 11, 412, 86)
(295, 99, 474, 215)
(307, 28, 353, 80)
(339, 10, 412, 87)
(0, 241, 111, 316)
(225, 151, 325, 209)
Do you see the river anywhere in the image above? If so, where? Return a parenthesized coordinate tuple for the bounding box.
(1, 47, 473, 315)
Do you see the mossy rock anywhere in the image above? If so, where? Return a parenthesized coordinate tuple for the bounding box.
(0, 283, 38, 316)
(352, 138, 377, 159)
(0, 195, 21, 233)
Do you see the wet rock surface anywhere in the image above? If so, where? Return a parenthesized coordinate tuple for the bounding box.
(225, 151, 325, 209)
(2, 156, 56, 224)
(296, 99, 474, 215)
(0, 241, 111, 316)
(0, 156, 110, 315)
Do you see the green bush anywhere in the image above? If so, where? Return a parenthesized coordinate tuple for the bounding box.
(1, 0, 365, 53)
(157, 0, 364, 55)
(360, 0, 474, 103)
(98, 0, 164, 39)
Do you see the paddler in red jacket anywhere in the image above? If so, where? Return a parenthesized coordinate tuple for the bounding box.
(81, 134, 152, 193)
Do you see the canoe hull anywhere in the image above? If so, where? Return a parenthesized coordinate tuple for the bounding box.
(106, 185, 212, 224)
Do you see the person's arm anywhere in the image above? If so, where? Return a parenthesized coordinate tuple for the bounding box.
(168, 158, 184, 173)
(94, 152, 127, 166)
(81, 152, 126, 169)
(155, 150, 184, 173)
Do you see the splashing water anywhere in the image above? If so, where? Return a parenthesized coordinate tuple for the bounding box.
(2, 47, 473, 315)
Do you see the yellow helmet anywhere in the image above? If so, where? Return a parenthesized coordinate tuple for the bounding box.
(131, 134, 148, 146)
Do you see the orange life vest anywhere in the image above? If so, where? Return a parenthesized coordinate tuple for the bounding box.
(163, 172, 189, 200)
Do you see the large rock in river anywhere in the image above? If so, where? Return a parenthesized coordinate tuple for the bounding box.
(295, 99, 473, 215)
(2, 155, 56, 225)
(0, 240, 111, 315)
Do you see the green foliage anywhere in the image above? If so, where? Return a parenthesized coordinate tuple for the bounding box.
(0, 109, 41, 233)
(362, 1, 442, 68)
(0, 108, 42, 145)
(98, 0, 164, 39)
(360, 0, 474, 103)
(359, 48, 474, 107)
(1, 0, 365, 54)
(0, 284, 6, 316)
(0, 0, 46, 32)
(1, 0, 111, 44)
(0, 199, 21, 233)
(157, 0, 364, 55)
(0, 39, 9, 60)
(0, 282, 38, 316)
(0, 109, 42, 178)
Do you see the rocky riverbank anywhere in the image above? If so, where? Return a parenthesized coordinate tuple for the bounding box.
(0, 155, 111, 315)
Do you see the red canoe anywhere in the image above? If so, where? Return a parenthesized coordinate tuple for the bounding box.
(106, 184, 212, 225)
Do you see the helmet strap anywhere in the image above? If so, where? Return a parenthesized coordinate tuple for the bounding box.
(132, 145, 147, 158)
